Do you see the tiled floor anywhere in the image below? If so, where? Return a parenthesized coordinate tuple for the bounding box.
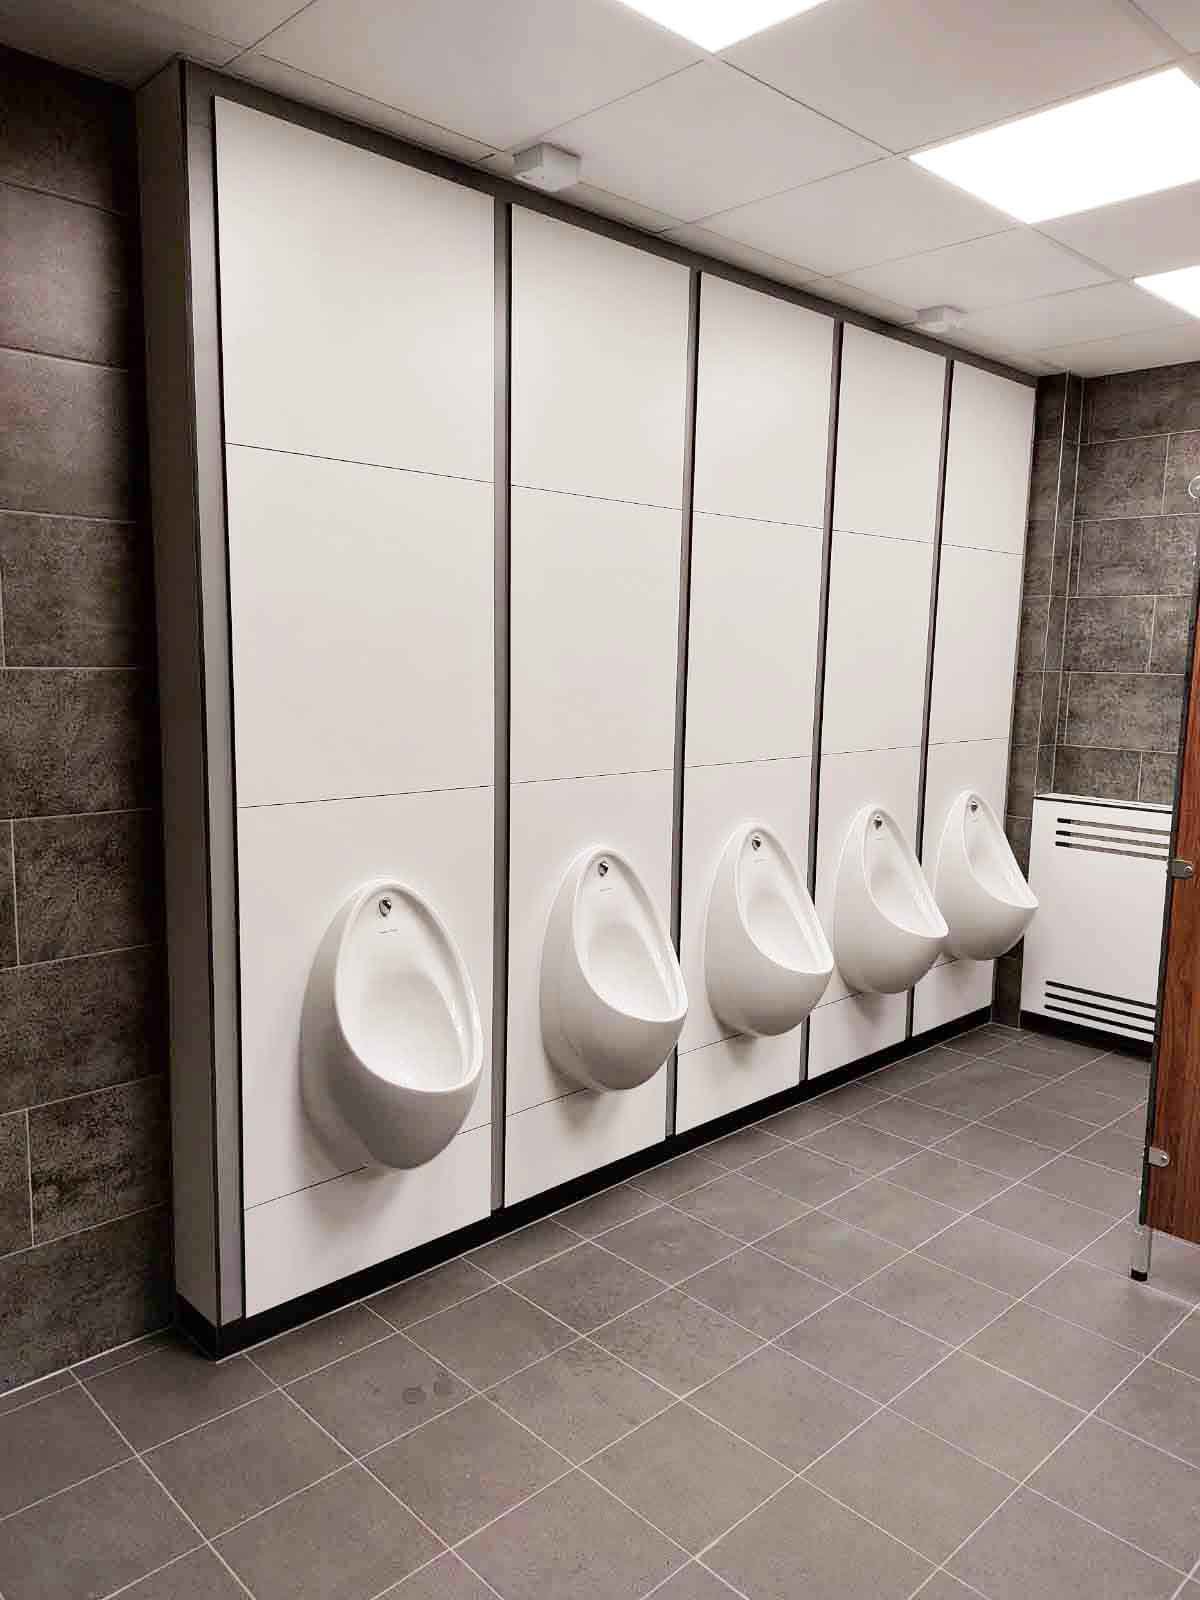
(3, 1023, 1200, 1600)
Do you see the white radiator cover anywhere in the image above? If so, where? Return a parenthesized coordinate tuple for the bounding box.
(1021, 793, 1170, 1044)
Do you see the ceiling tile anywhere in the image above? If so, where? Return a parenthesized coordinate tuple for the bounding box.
(232, 55, 497, 162)
(702, 158, 1009, 277)
(1131, 0, 1200, 50)
(803, 276, 919, 324)
(1041, 321, 1200, 374)
(957, 281, 1186, 352)
(138, 0, 301, 47)
(482, 154, 679, 232)
(251, 0, 700, 149)
(662, 223, 816, 286)
(0, 0, 238, 85)
(724, 0, 1172, 152)
(843, 229, 1109, 313)
(547, 59, 884, 222)
(1040, 180, 1200, 278)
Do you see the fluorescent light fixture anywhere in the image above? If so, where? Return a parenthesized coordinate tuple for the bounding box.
(616, 0, 830, 52)
(912, 69, 1200, 224)
(1137, 264, 1200, 319)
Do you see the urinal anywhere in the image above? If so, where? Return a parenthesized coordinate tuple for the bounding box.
(705, 822, 834, 1036)
(934, 790, 1038, 959)
(540, 847, 687, 1092)
(301, 879, 483, 1169)
(833, 807, 949, 994)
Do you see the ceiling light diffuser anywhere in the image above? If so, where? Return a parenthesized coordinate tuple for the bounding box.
(911, 69, 1200, 224)
(616, 0, 829, 52)
(1137, 265, 1200, 319)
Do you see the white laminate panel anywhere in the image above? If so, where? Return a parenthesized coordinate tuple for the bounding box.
(807, 991, 907, 1079)
(511, 208, 690, 505)
(675, 1032, 803, 1135)
(912, 957, 994, 1037)
(237, 786, 493, 1208)
(510, 489, 681, 784)
(503, 1078, 668, 1207)
(927, 545, 1023, 747)
(227, 448, 493, 807)
(942, 363, 1035, 553)
(693, 274, 833, 527)
(215, 100, 493, 479)
(685, 513, 822, 768)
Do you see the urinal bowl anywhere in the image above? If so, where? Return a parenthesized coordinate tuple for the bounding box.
(705, 822, 833, 1036)
(935, 791, 1038, 960)
(541, 847, 687, 1092)
(833, 806, 949, 994)
(301, 879, 483, 1169)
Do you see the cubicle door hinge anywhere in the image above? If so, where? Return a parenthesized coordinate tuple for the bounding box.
(1169, 858, 1194, 880)
(1148, 1147, 1171, 1168)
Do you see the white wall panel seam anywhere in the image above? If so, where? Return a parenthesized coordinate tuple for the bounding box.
(226, 440, 493, 487)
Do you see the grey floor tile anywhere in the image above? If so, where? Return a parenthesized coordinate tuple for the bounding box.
(467, 1218, 577, 1280)
(855, 1257, 1013, 1345)
(671, 1172, 808, 1243)
(118, 1548, 247, 1598)
(1156, 1309, 1200, 1381)
(880, 1045, 977, 1082)
(1068, 1127, 1143, 1177)
(1025, 1154, 1138, 1218)
(0, 1370, 76, 1415)
(780, 1296, 949, 1402)
(84, 1340, 272, 1450)
(0, 1382, 127, 1516)
(825, 1177, 962, 1249)
(964, 1303, 1141, 1409)
(892, 1350, 1083, 1478)
(459, 1470, 681, 1600)
(590, 1401, 789, 1552)
(707, 1476, 932, 1600)
(914, 1574, 983, 1600)
(602, 1207, 737, 1285)
(974, 1183, 1115, 1254)
(813, 1079, 896, 1116)
(980, 1100, 1095, 1152)
(648, 1562, 742, 1599)
(806, 1407, 1010, 1563)
(0, 1459, 195, 1600)
(683, 1247, 838, 1337)
(1099, 1359, 1200, 1467)
(383, 1551, 498, 1599)
(1017, 1079, 1132, 1127)
(1084, 1223, 1200, 1303)
(403, 1284, 574, 1389)
(700, 1125, 789, 1169)
(145, 1390, 348, 1537)
(853, 1098, 970, 1146)
(556, 1184, 662, 1237)
(216, 1463, 441, 1600)
(288, 1333, 469, 1454)
(250, 1303, 393, 1384)
(691, 1345, 874, 1470)
(989, 1036, 1107, 1074)
(370, 1258, 493, 1327)
(1029, 1261, 1190, 1353)
(1030, 1416, 1200, 1573)
(949, 1487, 1179, 1600)
(887, 1149, 1012, 1211)
(487, 1338, 670, 1462)
(904, 1061, 1040, 1119)
(592, 1288, 761, 1396)
(368, 1394, 567, 1543)
(758, 1209, 903, 1288)
(759, 1100, 846, 1141)
(803, 1120, 923, 1176)
(510, 1241, 661, 1332)
(741, 1145, 862, 1207)
(933, 1123, 1057, 1180)
(632, 1151, 725, 1201)
(1068, 1054, 1151, 1103)
(918, 1217, 1067, 1297)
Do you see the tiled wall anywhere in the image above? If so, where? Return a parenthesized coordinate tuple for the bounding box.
(0, 46, 170, 1390)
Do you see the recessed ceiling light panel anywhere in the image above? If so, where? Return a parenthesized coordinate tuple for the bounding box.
(1137, 264, 1200, 319)
(912, 69, 1200, 224)
(616, 0, 829, 52)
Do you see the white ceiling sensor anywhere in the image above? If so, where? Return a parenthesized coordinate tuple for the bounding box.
(914, 305, 965, 334)
(615, 0, 830, 52)
(1136, 265, 1200, 319)
(911, 69, 1200, 224)
(512, 143, 582, 192)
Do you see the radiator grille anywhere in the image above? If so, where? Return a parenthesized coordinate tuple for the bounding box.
(1054, 813, 1170, 863)
(1043, 977, 1156, 1039)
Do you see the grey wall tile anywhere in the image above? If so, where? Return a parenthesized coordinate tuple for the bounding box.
(1018, 594, 1049, 671)
(0, 1205, 171, 1392)
(1036, 743, 1056, 792)
(13, 810, 160, 962)
(0, 824, 15, 968)
(1075, 437, 1169, 520)
(0, 669, 154, 815)
(1028, 441, 1061, 521)
(1005, 814, 1031, 874)
(1063, 671, 1184, 753)
(1035, 374, 1065, 442)
(0, 184, 133, 365)
(994, 956, 1021, 1026)
(1011, 673, 1043, 746)
(0, 1111, 31, 1255)
(1052, 746, 1141, 802)
(0, 46, 134, 210)
(1023, 520, 1056, 594)
(0, 350, 134, 518)
(1064, 374, 1083, 445)
(1150, 593, 1193, 674)
(1164, 430, 1200, 514)
(1045, 595, 1066, 672)
(1074, 516, 1198, 596)
(1041, 670, 1065, 743)
(29, 1076, 169, 1241)
(0, 514, 149, 666)
(1006, 743, 1036, 818)
(1139, 751, 1178, 805)
(1085, 362, 1200, 443)
(1062, 596, 1154, 672)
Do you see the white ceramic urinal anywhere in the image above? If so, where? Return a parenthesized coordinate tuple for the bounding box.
(541, 847, 687, 1092)
(705, 823, 833, 1036)
(833, 807, 949, 994)
(934, 790, 1038, 959)
(301, 879, 482, 1169)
